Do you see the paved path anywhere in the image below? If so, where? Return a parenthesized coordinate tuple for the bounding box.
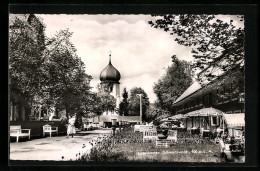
(9, 129, 112, 161)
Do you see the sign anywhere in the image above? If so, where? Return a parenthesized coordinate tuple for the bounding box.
(134, 125, 155, 132)
(156, 139, 173, 148)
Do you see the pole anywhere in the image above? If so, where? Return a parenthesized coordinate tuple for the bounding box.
(140, 96, 142, 124)
(136, 94, 143, 124)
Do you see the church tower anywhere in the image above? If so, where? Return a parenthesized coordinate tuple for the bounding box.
(99, 53, 121, 113)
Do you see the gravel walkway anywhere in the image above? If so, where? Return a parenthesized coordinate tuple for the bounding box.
(9, 129, 112, 161)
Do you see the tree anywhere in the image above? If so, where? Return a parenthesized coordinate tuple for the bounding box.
(145, 107, 158, 123)
(85, 84, 117, 118)
(9, 14, 47, 120)
(145, 105, 172, 125)
(153, 55, 193, 112)
(128, 87, 150, 121)
(44, 29, 92, 118)
(9, 14, 95, 122)
(119, 88, 129, 116)
(149, 15, 244, 85)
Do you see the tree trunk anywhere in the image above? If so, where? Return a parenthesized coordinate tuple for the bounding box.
(21, 105, 25, 121)
(55, 107, 58, 118)
(10, 102, 13, 121)
(18, 104, 22, 121)
(38, 105, 42, 120)
(65, 107, 69, 119)
(46, 107, 49, 117)
(25, 106, 31, 121)
(14, 105, 18, 121)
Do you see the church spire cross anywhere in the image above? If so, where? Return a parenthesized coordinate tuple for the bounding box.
(109, 50, 112, 64)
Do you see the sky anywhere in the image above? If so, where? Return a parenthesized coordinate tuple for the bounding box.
(36, 14, 243, 103)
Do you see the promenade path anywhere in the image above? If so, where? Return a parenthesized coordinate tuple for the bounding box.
(9, 128, 112, 161)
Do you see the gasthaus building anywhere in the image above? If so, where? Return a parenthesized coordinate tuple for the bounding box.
(172, 70, 245, 138)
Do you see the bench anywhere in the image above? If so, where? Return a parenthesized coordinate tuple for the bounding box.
(143, 130, 158, 142)
(10, 125, 31, 142)
(83, 124, 93, 131)
(43, 124, 58, 137)
(167, 130, 177, 143)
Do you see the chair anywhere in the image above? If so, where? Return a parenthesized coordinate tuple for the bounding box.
(167, 130, 177, 143)
(10, 125, 31, 142)
(143, 130, 158, 142)
(43, 124, 58, 137)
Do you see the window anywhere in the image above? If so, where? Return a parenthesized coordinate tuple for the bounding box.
(218, 88, 224, 103)
(224, 86, 230, 102)
(216, 89, 219, 104)
(212, 117, 217, 124)
(234, 110, 241, 113)
(231, 84, 239, 100)
(204, 95, 208, 106)
(226, 111, 233, 114)
(204, 94, 212, 107)
(211, 116, 219, 126)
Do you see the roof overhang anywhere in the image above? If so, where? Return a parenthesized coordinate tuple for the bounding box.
(223, 113, 245, 128)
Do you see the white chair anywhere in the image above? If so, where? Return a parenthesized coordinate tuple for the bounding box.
(143, 130, 158, 142)
(167, 130, 177, 142)
(43, 124, 58, 137)
(10, 125, 31, 142)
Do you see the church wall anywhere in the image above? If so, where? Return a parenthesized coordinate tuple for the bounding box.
(111, 83, 120, 109)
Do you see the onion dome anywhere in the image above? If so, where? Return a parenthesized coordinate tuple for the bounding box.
(100, 54, 121, 83)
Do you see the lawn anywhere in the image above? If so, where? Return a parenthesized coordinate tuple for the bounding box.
(80, 126, 222, 162)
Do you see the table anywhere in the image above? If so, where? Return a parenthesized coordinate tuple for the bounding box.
(202, 130, 210, 137)
(190, 127, 200, 134)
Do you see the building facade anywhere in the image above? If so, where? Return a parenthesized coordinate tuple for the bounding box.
(172, 70, 245, 136)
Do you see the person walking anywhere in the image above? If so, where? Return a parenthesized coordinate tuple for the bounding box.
(67, 115, 76, 138)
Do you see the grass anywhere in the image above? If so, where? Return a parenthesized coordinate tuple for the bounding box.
(79, 126, 222, 162)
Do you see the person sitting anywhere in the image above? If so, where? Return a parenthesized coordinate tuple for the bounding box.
(195, 127, 200, 134)
(230, 136, 235, 144)
(172, 124, 178, 129)
(163, 129, 168, 137)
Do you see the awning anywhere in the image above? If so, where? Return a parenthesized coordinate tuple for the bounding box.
(169, 114, 184, 120)
(183, 107, 224, 118)
(223, 113, 245, 128)
(197, 107, 223, 116)
(160, 118, 169, 122)
(186, 111, 199, 117)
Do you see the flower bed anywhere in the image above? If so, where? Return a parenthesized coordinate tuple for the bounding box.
(79, 126, 222, 162)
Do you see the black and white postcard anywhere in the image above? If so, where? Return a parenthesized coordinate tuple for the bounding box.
(7, 4, 258, 167)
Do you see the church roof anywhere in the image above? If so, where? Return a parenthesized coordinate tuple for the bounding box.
(100, 54, 121, 83)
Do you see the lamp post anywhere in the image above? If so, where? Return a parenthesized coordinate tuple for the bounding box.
(136, 94, 143, 124)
